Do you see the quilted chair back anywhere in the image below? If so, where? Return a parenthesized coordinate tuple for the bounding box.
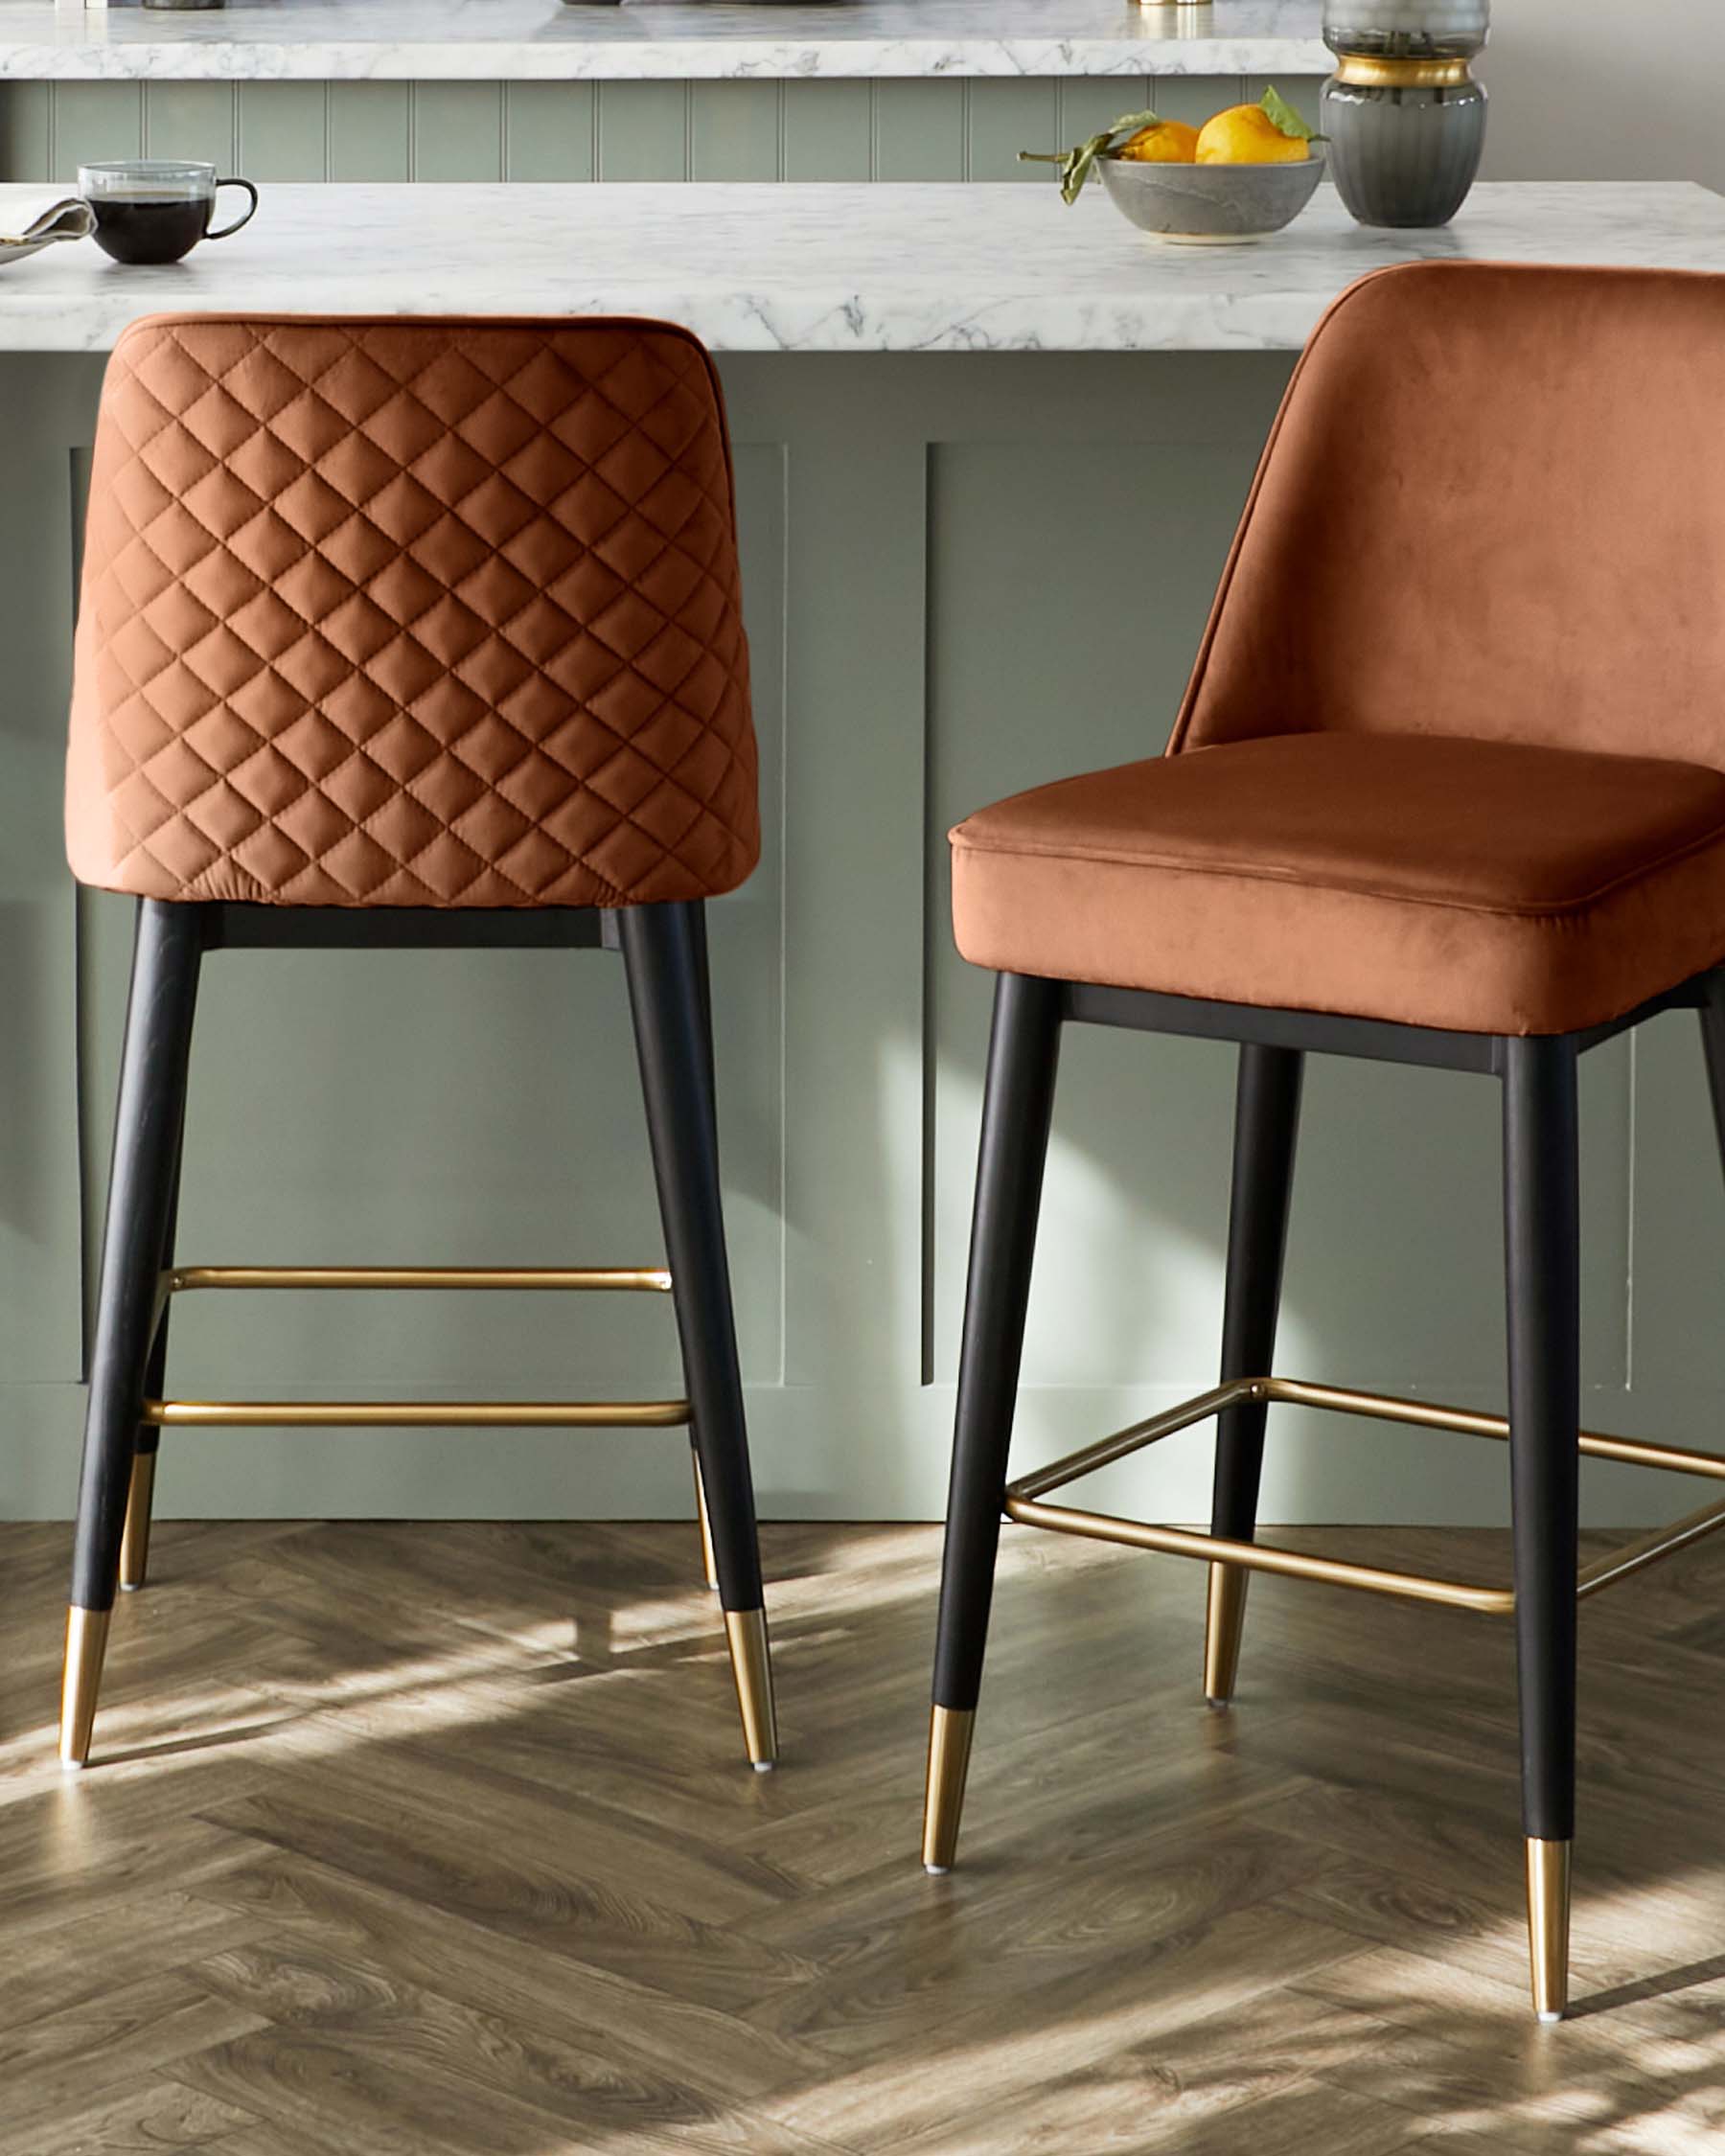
(67, 313, 758, 908)
(1173, 262, 1725, 769)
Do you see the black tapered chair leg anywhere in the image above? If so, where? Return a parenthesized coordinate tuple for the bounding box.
(61, 900, 203, 1766)
(686, 901, 720, 1592)
(1696, 974, 1725, 1175)
(923, 972, 1064, 1873)
(1204, 1043, 1303, 1707)
(619, 900, 775, 1769)
(1502, 1033, 1581, 2024)
(119, 1109, 186, 1594)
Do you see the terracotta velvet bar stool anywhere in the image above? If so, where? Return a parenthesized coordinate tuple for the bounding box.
(922, 262, 1725, 2022)
(59, 311, 776, 1775)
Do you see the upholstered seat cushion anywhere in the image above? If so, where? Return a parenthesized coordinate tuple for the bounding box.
(950, 732, 1725, 1036)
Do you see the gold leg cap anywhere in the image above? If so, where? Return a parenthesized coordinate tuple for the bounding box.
(1527, 1837, 1572, 2024)
(59, 1606, 112, 1769)
(119, 1450, 158, 1593)
(921, 1705, 976, 1874)
(1203, 1561, 1250, 1706)
(693, 1454, 720, 1594)
(723, 1607, 778, 1770)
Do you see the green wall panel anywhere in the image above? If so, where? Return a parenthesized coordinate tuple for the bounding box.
(141, 83, 238, 169)
(781, 81, 872, 183)
(0, 77, 1334, 189)
(965, 79, 1059, 183)
(691, 80, 781, 182)
(504, 82, 596, 182)
(328, 82, 411, 183)
(1055, 75, 1153, 148)
(874, 80, 966, 181)
(0, 81, 49, 183)
(236, 82, 328, 183)
(51, 82, 143, 182)
(413, 82, 505, 182)
(595, 80, 689, 182)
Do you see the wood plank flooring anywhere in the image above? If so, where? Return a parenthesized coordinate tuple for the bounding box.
(2, 1515, 1724, 2152)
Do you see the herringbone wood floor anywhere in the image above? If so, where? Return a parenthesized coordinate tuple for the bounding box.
(3, 1515, 1725, 2154)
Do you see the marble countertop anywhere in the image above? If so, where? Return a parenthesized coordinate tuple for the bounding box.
(1, 0, 1331, 81)
(0, 181, 1718, 354)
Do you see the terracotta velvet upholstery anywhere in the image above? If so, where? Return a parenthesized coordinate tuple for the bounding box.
(951, 263, 1725, 1035)
(67, 313, 757, 908)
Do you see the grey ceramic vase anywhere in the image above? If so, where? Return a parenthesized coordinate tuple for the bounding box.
(1322, 71, 1486, 227)
(1322, 0, 1488, 229)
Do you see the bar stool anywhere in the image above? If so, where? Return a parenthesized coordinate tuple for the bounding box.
(922, 262, 1725, 2022)
(59, 311, 776, 1775)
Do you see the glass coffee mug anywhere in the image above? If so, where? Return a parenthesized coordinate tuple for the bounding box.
(79, 161, 258, 265)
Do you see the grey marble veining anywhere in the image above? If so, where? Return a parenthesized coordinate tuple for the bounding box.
(3, 0, 1331, 80)
(0, 179, 1716, 352)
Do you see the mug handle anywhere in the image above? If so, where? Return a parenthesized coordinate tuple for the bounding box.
(206, 177, 258, 241)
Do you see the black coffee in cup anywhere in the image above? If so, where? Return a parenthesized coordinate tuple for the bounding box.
(79, 161, 258, 265)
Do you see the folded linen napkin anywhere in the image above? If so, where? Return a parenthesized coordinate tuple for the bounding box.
(1, 197, 95, 250)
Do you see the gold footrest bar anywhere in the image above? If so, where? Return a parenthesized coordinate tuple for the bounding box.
(146, 1264, 686, 1430)
(146, 1397, 690, 1429)
(167, 1265, 673, 1294)
(1002, 1374, 1725, 1615)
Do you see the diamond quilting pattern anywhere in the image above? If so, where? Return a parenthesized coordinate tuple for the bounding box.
(67, 314, 758, 907)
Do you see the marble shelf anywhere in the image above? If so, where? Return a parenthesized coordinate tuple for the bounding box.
(0, 179, 1717, 354)
(1, 0, 1331, 82)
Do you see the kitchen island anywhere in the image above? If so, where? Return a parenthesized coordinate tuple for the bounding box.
(2, 0, 1331, 81)
(3, 176, 1721, 1538)
(0, 0, 1330, 187)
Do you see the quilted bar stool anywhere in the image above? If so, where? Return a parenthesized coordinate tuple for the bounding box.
(59, 310, 775, 1773)
(923, 263, 1725, 2022)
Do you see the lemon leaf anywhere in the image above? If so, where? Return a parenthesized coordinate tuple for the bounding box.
(1018, 108, 1162, 204)
(1260, 84, 1318, 141)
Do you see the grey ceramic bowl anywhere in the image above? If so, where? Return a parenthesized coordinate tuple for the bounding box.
(1098, 151, 1325, 244)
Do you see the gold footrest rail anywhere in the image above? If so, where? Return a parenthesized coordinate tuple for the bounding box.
(146, 1398, 689, 1429)
(167, 1265, 673, 1295)
(1002, 1376, 1725, 1615)
(149, 1262, 685, 1432)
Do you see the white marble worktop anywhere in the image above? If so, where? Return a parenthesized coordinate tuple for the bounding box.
(0, 180, 1718, 353)
(1, 0, 1331, 81)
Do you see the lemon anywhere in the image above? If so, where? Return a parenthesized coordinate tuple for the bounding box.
(1195, 104, 1310, 165)
(1117, 119, 1201, 165)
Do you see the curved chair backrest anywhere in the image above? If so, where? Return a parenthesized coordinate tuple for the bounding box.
(67, 313, 757, 908)
(1172, 262, 1725, 768)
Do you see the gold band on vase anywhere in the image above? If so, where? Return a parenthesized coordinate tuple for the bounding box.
(1333, 54, 1473, 89)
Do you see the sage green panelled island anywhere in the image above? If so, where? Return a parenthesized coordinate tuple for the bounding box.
(0, 0, 1329, 186)
(4, 0, 1724, 1541)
